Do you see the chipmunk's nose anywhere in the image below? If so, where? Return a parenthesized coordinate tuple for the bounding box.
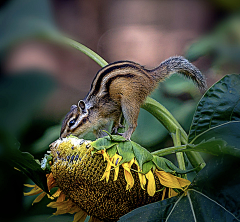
(60, 128, 69, 139)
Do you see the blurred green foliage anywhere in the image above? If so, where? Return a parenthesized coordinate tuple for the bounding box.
(0, 0, 56, 52)
(186, 14, 240, 73)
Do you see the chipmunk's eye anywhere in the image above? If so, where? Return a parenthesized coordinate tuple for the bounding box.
(69, 119, 76, 127)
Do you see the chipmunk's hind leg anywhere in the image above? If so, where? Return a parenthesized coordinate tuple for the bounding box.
(112, 113, 125, 134)
(121, 98, 140, 140)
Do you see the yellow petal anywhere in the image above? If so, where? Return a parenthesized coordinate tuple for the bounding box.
(112, 154, 122, 166)
(32, 192, 46, 204)
(161, 188, 167, 200)
(101, 150, 110, 162)
(47, 201, 64, 208)
(113, 166, 119, 181)
(122, 162, 134, 190)
(88, 216, 103, 222)
(169, 188, 179, 198)
(73, 210, 88, 222)
(52, 188, 62, 198)
(48, 200, 75, 215)
(128, 158, 134, 167)
(24, 184, 35, 188)
(24, 185, 43, 196)
(155, 170, 191, 189)
(68, 205, 81, 214)
(56, 192, 66, 202)
(145, 170, 156, 196)
(138, 173, 146, 190)
(100, 160, 111, 183)
(112, 154, 122, 181)
(133, 159, 146, 190)
(47, 173, 57, 190)
(178, 177, 191, 188)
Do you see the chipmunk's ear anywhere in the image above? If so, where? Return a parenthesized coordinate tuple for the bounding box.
(78, 100, 87, 113)
(70, 105, 77, 111)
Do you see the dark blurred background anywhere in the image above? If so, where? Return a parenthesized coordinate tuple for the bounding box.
(1, 0, 240, 221)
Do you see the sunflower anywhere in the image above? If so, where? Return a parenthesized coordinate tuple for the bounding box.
(24, 136, 191, 222)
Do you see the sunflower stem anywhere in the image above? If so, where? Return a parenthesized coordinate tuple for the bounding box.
(38, 30, 108, 68)
(171, 129, 187, 179)
(151, 145, 187, 156)
(141, 97, 187, 142)
(56, 35, 108, 68)
(142, 97, 205, 172)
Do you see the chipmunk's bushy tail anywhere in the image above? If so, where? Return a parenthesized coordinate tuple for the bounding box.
(149, 56, 207, 91)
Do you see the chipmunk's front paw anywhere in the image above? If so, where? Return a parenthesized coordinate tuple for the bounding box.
(112, 124, 125, 134)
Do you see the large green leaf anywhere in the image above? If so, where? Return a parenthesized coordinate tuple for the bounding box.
(188, 74, 240, 143)
(119, 155, 240, 222)
(119, 196, 178, 222)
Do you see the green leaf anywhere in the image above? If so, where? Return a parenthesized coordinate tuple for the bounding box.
(187, 131, 240, 158)
(106, 135, 127, 142)
(102, 130, 127, 142)
(142, 161, 155, 174)
(152, 156, 174, 173)
(191, 155, 240, 221)
(91, 137, 117, 150)
(152, 156, 197, 174)
(107, 145, 118, 158)
(12, 152, 49, 194)
(117, 141, 135, 164)
(188, 74, 240, 143)
(192, 121, 240, 148)
(131, 141, 153, 170)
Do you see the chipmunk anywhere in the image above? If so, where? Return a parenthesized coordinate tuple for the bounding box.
(60, 56, 206, 140)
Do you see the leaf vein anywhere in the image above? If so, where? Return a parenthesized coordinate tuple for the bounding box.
(187, 192, 197, 222)
(165, 193, 185, 222)
(190, 189, 240, 221)
(229, 98, 240, 121)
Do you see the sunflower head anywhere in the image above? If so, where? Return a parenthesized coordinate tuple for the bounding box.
(25, 136, 191, 222)
(50, 136, 165, 221)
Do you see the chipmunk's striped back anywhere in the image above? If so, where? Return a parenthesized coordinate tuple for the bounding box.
(85, 57, 206, 104)
(85, 61, 152, 103)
